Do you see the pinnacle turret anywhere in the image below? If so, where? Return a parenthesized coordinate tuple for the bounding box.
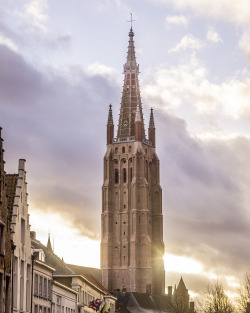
(107, 104, 114, 126)
(149, 108, 155, 128)
(148, 108, 156, 147)
(107, 104, 114, 144)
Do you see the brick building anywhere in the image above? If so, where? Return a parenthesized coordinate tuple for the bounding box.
(101, 27, 165, 295)
(0, 127, 12, 313)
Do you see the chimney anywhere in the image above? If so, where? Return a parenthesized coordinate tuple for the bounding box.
(190, 302, 195, 313)
(30, 231, 36, 239)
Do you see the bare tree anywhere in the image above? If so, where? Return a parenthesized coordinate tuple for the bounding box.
(236, 271, 250, 313)
(199, 280, 235, 313)
(169, 296, 190, 313)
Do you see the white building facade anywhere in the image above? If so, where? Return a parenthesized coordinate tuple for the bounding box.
(7, 159, 32, 313)
(52, 281, 77, 313)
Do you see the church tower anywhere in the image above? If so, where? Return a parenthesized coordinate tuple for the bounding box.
(101, 27, 165, 295)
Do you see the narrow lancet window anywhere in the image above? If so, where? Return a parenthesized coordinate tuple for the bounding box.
(123, 168, 127, 183)
(115, 169, 119, 184)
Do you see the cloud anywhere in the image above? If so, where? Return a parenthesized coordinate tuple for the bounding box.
(165, 15, 188, 27)
(168, 35, 203, 53)
(206, 27, 223, 43)
(239, 27, 250, 62)
(0, 43, 120, 240)
(155, 112, 250, 294)
(150, 0, 250, 26)
(143, 55, 250, 137)
(12, 1, 71, 52)
(0, 35, 18, 51)
(16, 0, 49, 33)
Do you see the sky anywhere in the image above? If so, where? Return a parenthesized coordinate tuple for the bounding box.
(1, 0, 250, 300)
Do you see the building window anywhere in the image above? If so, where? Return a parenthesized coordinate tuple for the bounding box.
(115, 147, 118, 154)
(44, 278, 47, 298)
(44, 308, 47, 313)
(20, 260, 24, 310)
(122, 146, 125, 153)
(26, 264, 31, 310)
(34, 274, 38, 296)
(48, 280, 52, 300)
(13, 257, 18, 308)
(21, 218, 25, 244)
(123, 168, 126, 183)
(130, 168, 133, 182)
(39, 276, 43, 297)
(0, 223, 5, 255)
(39, 306, 43, 313)
(35, 305, 38, 313)
(115, 169, 119, 184)
(57, 296, 61, 313)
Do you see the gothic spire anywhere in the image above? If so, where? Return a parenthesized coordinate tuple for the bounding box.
(117, 28, 145, 139)
(148, 108, 156, 147)
(107, 103, 114, 126)
(149, 108, 155, 128)
(107, 104, 114, 144)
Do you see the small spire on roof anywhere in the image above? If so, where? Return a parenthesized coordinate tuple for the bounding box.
(47, 231, 53, 253)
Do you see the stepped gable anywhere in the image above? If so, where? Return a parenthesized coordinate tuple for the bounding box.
(5, 174, 18, 210)
(31, 238, 74, 275)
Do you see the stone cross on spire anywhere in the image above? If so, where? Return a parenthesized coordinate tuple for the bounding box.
(127, 13, 135, 29)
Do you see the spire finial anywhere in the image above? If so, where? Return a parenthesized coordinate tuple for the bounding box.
(127, 13, 135, 30)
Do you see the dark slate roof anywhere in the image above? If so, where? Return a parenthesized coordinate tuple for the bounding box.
(5, 174, 18, 209)
(31, 238, 74, 275)
(115, 302, 131, 313)
(66, 263, 101, 283)
(115, 292, 172, 313)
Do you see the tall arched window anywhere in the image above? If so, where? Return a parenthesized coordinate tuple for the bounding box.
(115, 169, 119, 184)
(123, 168, 127, 183)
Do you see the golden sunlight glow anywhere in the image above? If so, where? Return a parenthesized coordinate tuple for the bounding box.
(164, 253, 203, 274)
(30, 209, 100, 268)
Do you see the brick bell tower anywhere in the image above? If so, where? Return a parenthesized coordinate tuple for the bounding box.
(101, 27, 165, 295)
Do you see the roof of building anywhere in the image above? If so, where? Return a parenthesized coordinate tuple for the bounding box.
(31, 237, 111, 296)
(66, 263, 101, 283)
(31, 238, 75, 275)
(115, 292, 172, 313)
